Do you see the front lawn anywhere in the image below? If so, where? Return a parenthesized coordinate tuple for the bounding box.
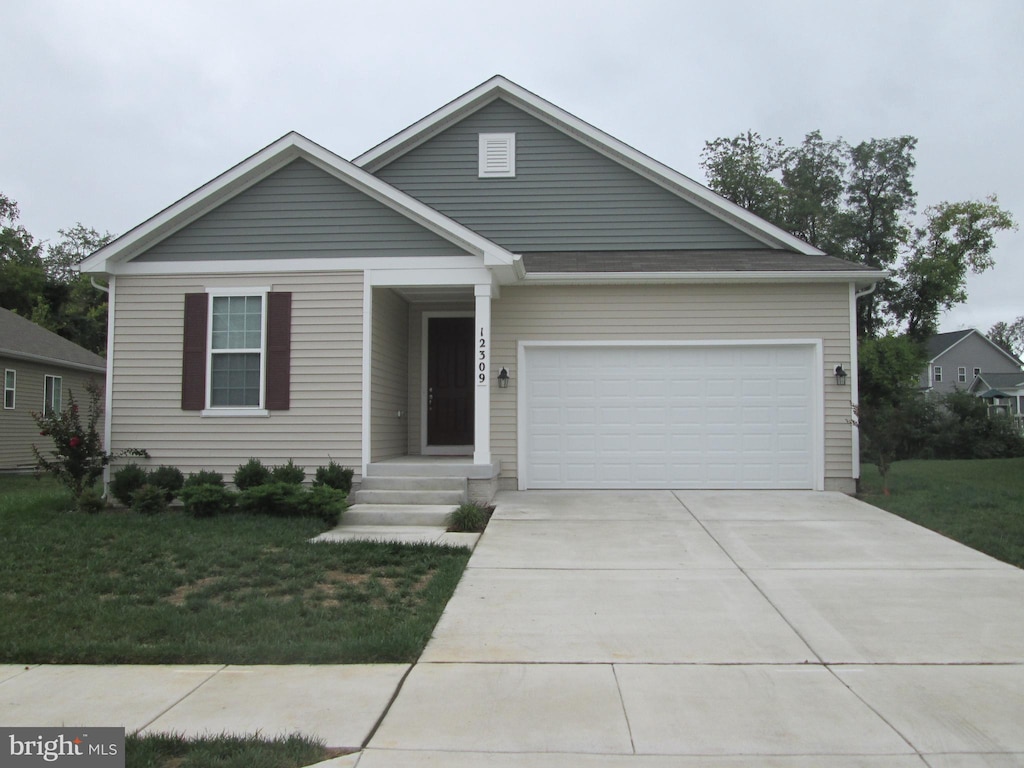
(0, 476, 471, 664)
(859, 457, 1024, 569)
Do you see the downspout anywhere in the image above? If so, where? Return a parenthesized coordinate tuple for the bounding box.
(855, 282, 877, 300)
(90, 277, 110, 294)
(849, 281, 878, 492)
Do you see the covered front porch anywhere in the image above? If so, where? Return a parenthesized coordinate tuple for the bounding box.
(362, 277, 506, 501)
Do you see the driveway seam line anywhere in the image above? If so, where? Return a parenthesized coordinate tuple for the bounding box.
(825, 663, 925, 759)
(610, 663, 637, 754)
(687, 513, 827, 666)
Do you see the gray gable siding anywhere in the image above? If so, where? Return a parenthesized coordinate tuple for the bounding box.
(922, 333, 1024, 393)
(134, 159, 470, 262)
(373, 99, 766, 253)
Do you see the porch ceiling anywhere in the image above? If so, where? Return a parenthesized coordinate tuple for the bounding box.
(390, 285, 475, 303)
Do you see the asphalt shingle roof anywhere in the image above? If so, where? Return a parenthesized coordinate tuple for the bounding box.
(520, 250, 880, 274)
(0, 308, 106, 371)
(926, 329, 975, 360)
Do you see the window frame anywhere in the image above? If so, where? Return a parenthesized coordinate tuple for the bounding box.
(3, 369, 15, 409)
(43, 374, 62, 415)
(957, 366, 967, 383)
(933, 366, 942, 383)
(204, 287, 269, 415)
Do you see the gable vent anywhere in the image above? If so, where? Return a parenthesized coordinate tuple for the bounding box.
(479, 133, 515, 178)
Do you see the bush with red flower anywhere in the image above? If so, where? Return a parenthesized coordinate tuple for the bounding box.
(32, 380, 148, 509)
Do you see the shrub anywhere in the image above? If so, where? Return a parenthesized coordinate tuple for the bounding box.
(234, 458, 271, 490)
(31, 381, 148, 503)
(148, 466, 185, 502)
(447, 503, 490, 533)
(110, 463, 149, 506)
(180, 483, 237, 518)
(236, 482, 305, 517)
(314, 461, 354, 494)
(131, 484, 167, 515)
(77, 487, 106, 514)
(300, 486, 347, 527)
(184, 470, 224, 488)
(270, 459, 305, 485)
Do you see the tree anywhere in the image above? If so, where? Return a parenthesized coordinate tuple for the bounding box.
(839, 136, 918, 339)
(700, 131, 786, 223)
(989, 317, 1024, 357)
(699, 131, 1012, 340)
(41, 225, 116, 354)
(44, 223, 114, 286)
(891, 197, 1017, 341)
(0, 192, 46, 316)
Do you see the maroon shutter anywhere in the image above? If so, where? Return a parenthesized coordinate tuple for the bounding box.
(265, 291, 291, 410)
(181, 293, 208, 410)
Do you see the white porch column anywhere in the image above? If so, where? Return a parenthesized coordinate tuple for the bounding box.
(473, 284, 492, 465)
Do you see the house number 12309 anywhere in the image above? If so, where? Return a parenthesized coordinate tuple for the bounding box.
(478, 328, 487, 384)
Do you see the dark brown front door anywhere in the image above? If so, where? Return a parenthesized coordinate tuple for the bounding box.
(427, 317, 474, 446)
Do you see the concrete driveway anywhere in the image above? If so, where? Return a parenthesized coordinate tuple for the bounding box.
(360, 490, 1024, 767)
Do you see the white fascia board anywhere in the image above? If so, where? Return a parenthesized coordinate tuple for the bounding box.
(354, 76, 823, 256)
(521, 270, 887, 286)
(82, 131, 515, 274)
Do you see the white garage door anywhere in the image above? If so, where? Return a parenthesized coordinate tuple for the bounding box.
(522, 344, 818, 489)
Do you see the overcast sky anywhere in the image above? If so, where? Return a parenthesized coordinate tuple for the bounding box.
(5, 0, 1022, 333)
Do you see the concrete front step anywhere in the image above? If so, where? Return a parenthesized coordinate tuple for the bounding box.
(351, 489, 466, 505)
(359, 476, 467, 493)
(366, 460, 500, 480)
(343, 504, 456, 527)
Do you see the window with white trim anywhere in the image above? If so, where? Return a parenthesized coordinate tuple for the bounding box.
(958, 366, 967, 383)
(3, 369, 15, 409)
(478, 133, 516, 178)
(43, 375, 62, 415)
(209, 294, 265, 408)
(933, 366, 942, 383)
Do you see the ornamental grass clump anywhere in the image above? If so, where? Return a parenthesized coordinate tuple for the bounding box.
(32, 381, 148, 511)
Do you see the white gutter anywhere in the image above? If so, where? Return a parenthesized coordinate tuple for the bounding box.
(522, 270, 886, 285)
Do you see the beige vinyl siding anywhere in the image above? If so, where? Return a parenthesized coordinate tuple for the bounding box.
(110, 272, 363, 480)
(0, 356, 105, 471)
(491, 283, 854, 488)
(370, 288, 410, 461)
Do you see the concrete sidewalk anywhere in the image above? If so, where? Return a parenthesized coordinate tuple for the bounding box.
(3, 490, 1023, 767)
(359, 490, 1024, 767)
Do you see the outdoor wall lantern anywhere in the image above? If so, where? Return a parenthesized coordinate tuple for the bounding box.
(497, 367, 510, 388)
(834, 365, 848, 386)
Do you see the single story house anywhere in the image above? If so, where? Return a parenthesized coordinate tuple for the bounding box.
(919, 329, 1024, 395)
(80, 76, 882, 497)
(0, 308, 107, 472)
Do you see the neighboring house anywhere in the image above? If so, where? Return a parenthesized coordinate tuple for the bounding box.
(920, 329, 1024, 395)
(80, 76, 883, 496)
(0, 308, 106, 472)
(969, 372, 1024, 431)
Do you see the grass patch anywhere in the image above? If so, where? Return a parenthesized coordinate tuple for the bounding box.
(0, 476, 471, 664)
(859, 458, 1024, 569)
(125, 732, 346, 768)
